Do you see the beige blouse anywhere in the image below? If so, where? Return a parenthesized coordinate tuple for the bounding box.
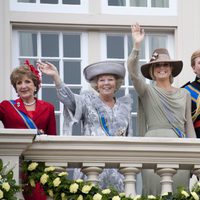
(128, 49, 196, 138)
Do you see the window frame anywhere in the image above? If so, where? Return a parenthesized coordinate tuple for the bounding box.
(10, 0, 89, 13)
(101, 0, 177, 16)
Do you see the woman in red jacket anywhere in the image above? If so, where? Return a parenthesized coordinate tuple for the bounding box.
(0, 60, 56, 200)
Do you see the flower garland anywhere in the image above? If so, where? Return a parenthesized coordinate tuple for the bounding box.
(22, 161, 200, 200)
(0, 159, 20, 200)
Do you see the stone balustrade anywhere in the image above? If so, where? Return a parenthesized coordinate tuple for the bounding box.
(1, 129, 200, 199)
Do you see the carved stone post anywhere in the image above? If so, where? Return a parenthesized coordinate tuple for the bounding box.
(156, 164, 178, 195)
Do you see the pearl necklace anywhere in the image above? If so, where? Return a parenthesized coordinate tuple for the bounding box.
(23, 100, 36, 106)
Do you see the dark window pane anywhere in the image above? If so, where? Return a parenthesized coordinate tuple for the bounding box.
(107, 35, 124, 59)
(42, 60, 59, 84)
(63, 0, 80, 4)
(130, 0, 147, 7)
(64, 61, 81, 84)
(41, 34, 59, 57)
(55, 114, 60, 135)
(42, 87, 60, 111)
(19, 32, 37, 56)
(129, 89, 138, 112)
(108, 0, 126, 6)
(63, 34, 80, 57)
(40, 0, 58, 4)
(72, 121, 82, 135)
(115, 88, 125, 98)
(131, 116, 137, 136)
(18, 0, 36, 2)
(151, 0, 169, 7)
(71, 88, 81, 95)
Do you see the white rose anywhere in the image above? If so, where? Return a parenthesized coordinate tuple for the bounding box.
(44, 166, 56, 172)
(93, 193, 102, 200)
(40, 173, 49, 185)
(69, 183, 79, 193)
(77, 195, 83, 200)
(112, 196, 121, 200)
(2, 182, 10, 192)
(147, 195, 156, 199)
(82, 185, 92, 194)
(30, 179, 36, 187)
(53, 177, 61, 187)
(0, 189, 3, 199)
(48, 190, 54, 197)
(191, 192, 199, 200)
(181, 190, 189, 198)
(76, 179, 83, 183)
(102, 189, 111, 194)
(58, 172, 68, 177)
(28, 162, 38, 171)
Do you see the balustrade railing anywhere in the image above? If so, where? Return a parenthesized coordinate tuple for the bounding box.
(1, 129, 200, 199)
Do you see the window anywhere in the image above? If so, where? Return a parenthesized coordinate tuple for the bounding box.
(12, 30, 88, 135)
(12, 28, 174, 136)
(101, 31, 174, 136)
(102, 0, 177, 16)
(10, 0, 88, 13)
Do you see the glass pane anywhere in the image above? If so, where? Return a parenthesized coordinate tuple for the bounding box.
(64, 61, 81, 84)
(131, 116, 137, 136)
(129, 88, 138, 112)
(149, 35, 167, 57)
(108, 0, 126, 6)
(19, 32, 37, 57)
(151, 0, 169, 7)
(107, 35, 124, 59)
(41, 34, 59, 57)
(71, 88, 81, 95)
(130, 0, 147, 7)
(63, 34, 80, 57)
(42, 87, 60, 111)
(40, 0, 58, 4)
(42, 60, 59, 84)
(63, 0, 80, 4)
(72, 121, 82, 135)
(115, 88, 125, 98)
(18, 0, 36, 2)
(55, 114, 60, 135)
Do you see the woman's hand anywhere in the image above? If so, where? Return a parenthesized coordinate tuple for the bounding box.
(37, 61, 62, 86)
(131, 23, 145, 49)
(37, 61, 58, 77)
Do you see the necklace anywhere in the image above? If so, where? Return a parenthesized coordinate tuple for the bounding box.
(23, 100, 36, 106)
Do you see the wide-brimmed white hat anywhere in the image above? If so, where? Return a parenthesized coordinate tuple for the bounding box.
(141, 48, 183, 80)
(84, 60, 125, 82)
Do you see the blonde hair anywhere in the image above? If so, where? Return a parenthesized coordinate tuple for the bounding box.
(90, 75, 123, 93)
(191, 49, 200, 67)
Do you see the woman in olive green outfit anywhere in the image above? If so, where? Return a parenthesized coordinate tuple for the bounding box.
(128, 23, 196, 195)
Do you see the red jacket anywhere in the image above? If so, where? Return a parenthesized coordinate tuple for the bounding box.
(0, 98, 56, 135)
(0, 98, 56, 200)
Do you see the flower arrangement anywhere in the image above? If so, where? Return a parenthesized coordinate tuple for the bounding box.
(22, 161, 200, 200)
(0, 159, 20, 200)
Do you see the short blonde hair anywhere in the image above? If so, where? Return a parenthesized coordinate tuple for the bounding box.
(191, 49, 200, 67)
(90, 75, 123, 93)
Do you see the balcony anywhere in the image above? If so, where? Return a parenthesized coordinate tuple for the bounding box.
(1, 129, 200, 199)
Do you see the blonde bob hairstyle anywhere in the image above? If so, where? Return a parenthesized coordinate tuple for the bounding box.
(149, 64, 174, 84)
(89, 74, 123, 93)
